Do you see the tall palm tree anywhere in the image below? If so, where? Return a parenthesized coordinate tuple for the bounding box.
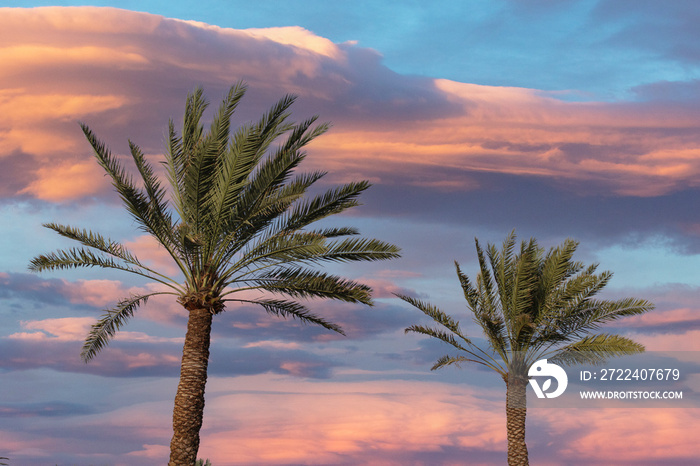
(29, 83, 400, 465)
(398, 231, 653, 466)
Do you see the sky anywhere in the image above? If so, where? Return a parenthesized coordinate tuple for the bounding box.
(1, 1, 700, 464)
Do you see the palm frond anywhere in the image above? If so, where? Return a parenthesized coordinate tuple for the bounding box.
(80, 124, 181, 262)
(455, 261, 479, 310)
(127, 140, 180, 252)
(252, 267, 373, 305)
(549, 333, 645, 366)
(81, 292, 171, 361)
(219, 114, 324, 249)
(544, 296, 653, 342)
(431, 354, 478, 371)
(474, 239, 500, 329)
(313, 238, 401, 263)
(227, 145, 308, 238)
(196, 83, 249, 238)
(460, 260, 508, 355)
(182, 87, 208, 158)
(281, 181, 370, 232)
(235, 231, 328, 270)
(230, 298, 345, 335)
(30, 247, 140, 274)
(40, 223, 144, 267)
(309, 226, 361, 238)
(404, 324, 470, 352)
(396, 294, 468, 340)
(539, 239, 582, 300)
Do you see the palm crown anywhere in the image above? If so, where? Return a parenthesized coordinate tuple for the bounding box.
(401, 231, 653, 378)
(30, 83, 400, 358)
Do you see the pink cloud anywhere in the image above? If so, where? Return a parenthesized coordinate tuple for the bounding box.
(124, 235, 183, 278)
(1, 6, 699, 204)
(18, 160, 108, 201)
(632, 329, 700, 351)
(48, 277, 188, 326)
(534, 407, 700, 464)
(61, 279, 132, 307)
(9, 317, 94, 341)
(356, 277, 414, 298)
(243, 340, 302, 350)
(198, 375, 505, 464)
(2, 365, 696, 464)
(619, 307, 700, 329)
(192, 375, 700, 464)
(8, 316, 183, 346)
(242, 26, 343, 59)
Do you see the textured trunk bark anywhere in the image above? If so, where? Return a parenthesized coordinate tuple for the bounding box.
(169, 306, 213, 466)
(506, 376, 529, 466)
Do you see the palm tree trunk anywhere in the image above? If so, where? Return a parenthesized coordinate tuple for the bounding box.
(506, 377, 529, 466)
(169, 305, 213, 465)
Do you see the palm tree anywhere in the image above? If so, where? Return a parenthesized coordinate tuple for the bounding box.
(29, 83, 400, 465)
(398, 231, 653, 465)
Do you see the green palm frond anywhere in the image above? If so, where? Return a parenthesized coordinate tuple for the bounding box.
(313, 238, 401, 263)
(235, 231, 328, 271)
(81, 292, 172, 361)
(432, 354, 506, 375)
(473, 239, 499, 328)
(310, 226, 360, 238)
(397, 294, 466, 339)
(460, 260, 507, 354)
(233, 298, 344, 334)
(488, 232, 516, 317)
(280, 181, 370, 232)
(549, 333, 645, 366)
(176, 85, 245, 240)
(128, 140, 169, 217)
(80, 125, 150, 228)
(455, 261, 478, 309)
(538, 239, 582, 301)
(40, 223, 145, 267)
(229, 148, 309, 234)
(182, 86, 208, 158)
(539, 297, 653, 345)
(218, 126, 324, 250)
(29, 247, 152, 280)
(404, 324, 470, 351)
(431, 355, 483, 371)
(252, 267, 373, 305)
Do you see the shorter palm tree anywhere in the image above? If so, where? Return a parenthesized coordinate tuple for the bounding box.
(398, 231, 653, 466)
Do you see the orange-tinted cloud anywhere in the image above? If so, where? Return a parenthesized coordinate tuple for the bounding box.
(9, 316, 182, 345)
(19, 161, 108, 201)
(124, 235, 183, 278)
(534, 407, 700, 464)
(199, 375, 505, 464)
(2, 6, 700, 203)
(198, 375, 700, 464)
(8, 317, 94, 342)
(633, 329, 700, 351)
